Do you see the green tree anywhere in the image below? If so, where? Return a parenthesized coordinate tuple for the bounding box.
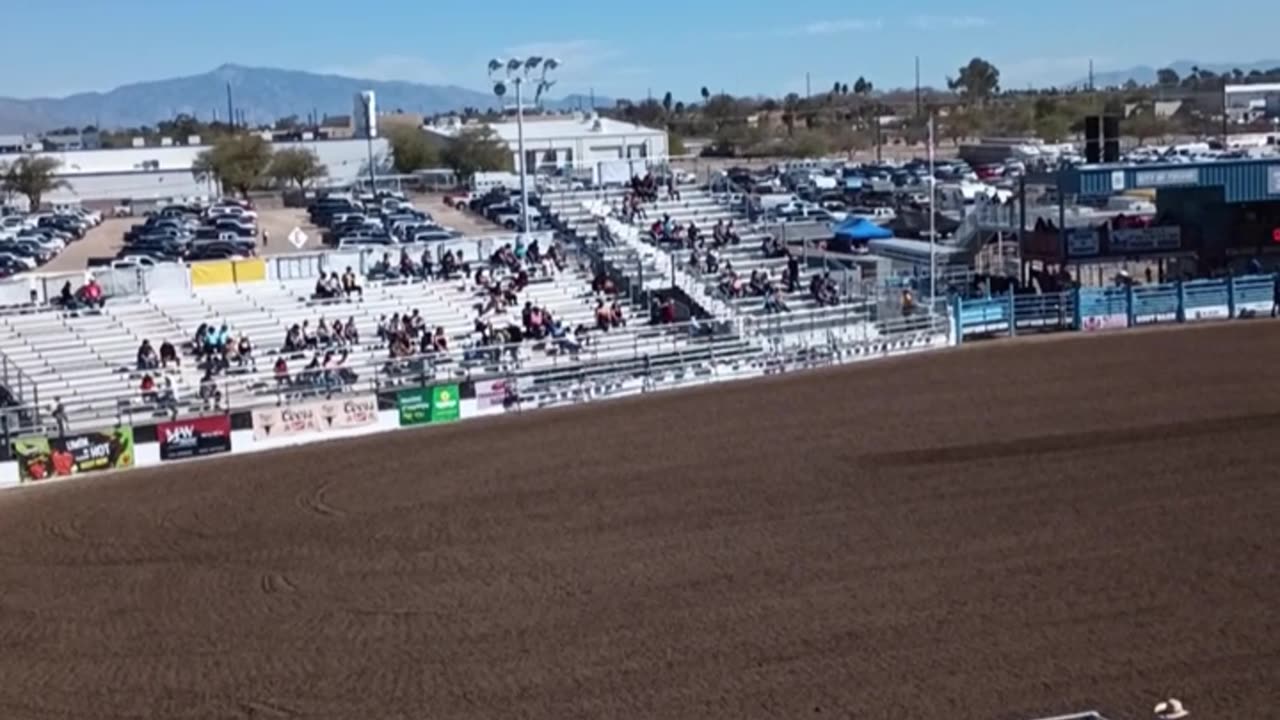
(668, 134, 687, 156)
(1, 156, 68, 211)
(192, 133, 273, 196)
(1156, 68, 1180, 87)
(948, 58, 1001, 103)
(662, 91, 673, 114)
(386, 126, 439, 174)
(267, 147, 328, 188)
(700, 86, 711, 103)
(1034, 112, 1072, 142)
(853, 76, 872, 95)
(1127, 109, 1171, 145)
(442, 127, 511, 178)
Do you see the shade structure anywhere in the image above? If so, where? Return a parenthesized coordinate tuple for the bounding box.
(833, 217, 893, 241)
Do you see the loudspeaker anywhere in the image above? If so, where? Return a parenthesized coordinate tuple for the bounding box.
(1102, 115, 1121, 163)
(1084, 116, 1102, 164)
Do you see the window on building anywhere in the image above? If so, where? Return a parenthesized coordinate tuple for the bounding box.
(563, 148, 574, 165)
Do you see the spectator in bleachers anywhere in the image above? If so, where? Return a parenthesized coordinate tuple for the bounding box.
(440, 249, 460, 279)
(748, 270, 767, 297)
(431, 326, 449, 352)
(136, 340, 160, 370)
(610, 300, 626, 328)
(399, 250, 418, 278)
(198, 370, 222, 410)
(419, 249, 435, 279)
(341, 267, 364, 298)
(77, 276, 105, 309)
(284, 324, 305, 352)
(761, 235, 784, 259)
(661, 298, 677, 324)
(810, 273, 839, 307)
(901, 288, 917, 317)
(548, 316, 580, 354)
(50, 398, 68, 436)
(687, 221, 702, 248)
(786, 253, 800, 293)
(301, 320, 317, 349)
(159, 340, 179, 368)
(342, 317, 359, 345)
(58, 281, 75, 309)
(764, 283, 790, 314)
(273, 356, 291, 389)
(725, 220, 741, 246)
(712, 219, 727, 247)
(594, 300, 614, 332)
(706, 250, 720, 275)
(314, 274, 337, 300)
(139, 374, 157, 404)
(156, 378, 178, 417)
(370, 252, 395, 281)
(667, 175, 681, 202)
(316, 318, 333, 346)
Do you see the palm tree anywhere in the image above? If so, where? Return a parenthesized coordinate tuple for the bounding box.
(1, 156, 69, 211)
(700, 86, 711, 103)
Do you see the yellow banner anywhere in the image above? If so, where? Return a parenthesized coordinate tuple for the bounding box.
(233, 258, 266, 283)
(190, 261, 234, 287)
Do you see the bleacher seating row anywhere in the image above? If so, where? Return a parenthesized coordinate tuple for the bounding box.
(0, 257, 754, 432)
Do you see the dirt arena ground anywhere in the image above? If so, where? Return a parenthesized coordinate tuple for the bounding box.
(1, 322, 1277, 720)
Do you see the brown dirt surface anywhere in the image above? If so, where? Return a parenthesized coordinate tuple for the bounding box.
(1, 322, 1278, 720)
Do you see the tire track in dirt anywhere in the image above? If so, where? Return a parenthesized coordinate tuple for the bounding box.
(239, 699, 300, 718)
(296, 480, 345, 519)
(260, 572, 298, 595)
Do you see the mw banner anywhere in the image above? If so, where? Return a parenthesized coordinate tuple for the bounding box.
(1110, 226, 1181, 253)
(158, 415, 232, 460)
(253, 395, 378, 441)
(12, 427, 135, 482)
(397, 384, 461, 427)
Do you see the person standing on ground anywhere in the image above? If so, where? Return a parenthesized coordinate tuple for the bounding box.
(262, 229, 270, 248)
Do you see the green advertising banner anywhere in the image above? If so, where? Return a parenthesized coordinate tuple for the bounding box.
(397, 388, 431, 427)
(430, 384, 461, 423)
(397, 384, 461, 427)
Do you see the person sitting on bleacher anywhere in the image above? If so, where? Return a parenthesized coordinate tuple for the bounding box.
(157, 377, 178, 417)
(712, 219, 727, 247)
(687, 221, 702, 248)
(77, 276, 105, 309)
(301, 320, 317, 349)
(440, 250, 459, 279)
(370, 252, 394, 281)
(705, 249, 720, 275)
(314, 274, 337, 300)
(283, 324, 304, 352)
(408, 309, 426, 338)
(137, 340, 160, 370)
(431, 326, 449, 353)
(786, 253, 800, 293)
(140, 373, 157, 404)
(198, 370, 222, 410)
(341, 267, 364, 298)
(58, 281, 76, 309)
(900, 288, 917, 317)
(341, 317, 359, 345)
(234, 333, 253, 368)
(398, 250, 418, 278)
(316, 318, 333, 347)
(159, 340, 179, 368)
(761, 235, 784, 259)
(725, 220, 741, 246)
(273, 357, 291, 389)
(667, 175, 681, 202)
(610, 300, 626, 328)
(764, 282, 790, 314)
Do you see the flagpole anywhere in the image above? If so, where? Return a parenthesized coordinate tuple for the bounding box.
(928, 112, 937, 310)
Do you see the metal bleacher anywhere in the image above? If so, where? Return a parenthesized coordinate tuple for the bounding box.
(0, 257, 757, 433)
(542, 186, 878, 339)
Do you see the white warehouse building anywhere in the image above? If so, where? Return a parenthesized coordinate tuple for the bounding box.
(0, 137, 389, 206)
(424, 112, 668, 182)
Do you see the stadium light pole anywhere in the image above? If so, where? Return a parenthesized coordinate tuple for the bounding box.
(490, 57, 560, 237)
(359, 93, 377, 192)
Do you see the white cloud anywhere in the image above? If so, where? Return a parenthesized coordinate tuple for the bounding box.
(795, 18, 884, 35)
(910, 15, 990, 30)
(321, 55, 448, 84)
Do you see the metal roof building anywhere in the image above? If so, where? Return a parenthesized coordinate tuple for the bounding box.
(1064, 158, 1280, 204)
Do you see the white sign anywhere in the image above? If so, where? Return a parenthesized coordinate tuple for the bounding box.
(1110, 225, 1181, 252)
(1134, 168, 1199, 188)
(1065, 228, 1101, 257)
(1268, 165, 1280, 195)
(288, 227, 308, 249)
(1110, 170, 1126, 192)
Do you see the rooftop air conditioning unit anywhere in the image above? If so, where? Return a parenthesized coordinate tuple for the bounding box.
(131, 137, 145, 148)
(160, 137, 174, 147)
(187, 135, 201, 145)
(301, 131, 314, 141)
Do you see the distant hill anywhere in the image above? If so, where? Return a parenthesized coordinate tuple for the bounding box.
(1078, 59, 1280, 88)
(0, 64, 612, 134)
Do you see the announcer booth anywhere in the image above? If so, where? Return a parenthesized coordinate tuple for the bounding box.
(1050, 158, 1280, 277)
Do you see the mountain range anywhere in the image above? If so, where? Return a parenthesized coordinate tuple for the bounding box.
(0, 64, 608, 134)
(1076, 59, 1280, 88)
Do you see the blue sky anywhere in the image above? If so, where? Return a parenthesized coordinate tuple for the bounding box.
(4, 0, 1277, 100)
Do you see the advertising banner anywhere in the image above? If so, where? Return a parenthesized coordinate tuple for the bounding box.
(252, 395, 378, 441)
(1065, 228, 1101, 258)
(397, 384, 461, 427)
(158, 415, 232, 460)
(12, 427, 135, 482)
(476, 379, 514, 411)
(1268, 165, 1280, 196)
(1110, 226, 1181, 253)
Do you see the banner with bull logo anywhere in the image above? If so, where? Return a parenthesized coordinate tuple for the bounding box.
(252, 395, 378, 441)
(158, 415, 232, 461)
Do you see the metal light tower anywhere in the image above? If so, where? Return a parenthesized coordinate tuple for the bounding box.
(927, 112, 937, 309)
(489, 56, 560, 236)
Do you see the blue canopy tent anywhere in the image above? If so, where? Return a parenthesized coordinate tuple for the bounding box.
(829, 217, 892, 252)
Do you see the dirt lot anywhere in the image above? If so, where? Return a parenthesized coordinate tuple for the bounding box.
(1, 323, 1277, 720)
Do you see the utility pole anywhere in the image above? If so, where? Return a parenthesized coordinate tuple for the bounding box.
(805, 72, 811, 98)
(915, 56, 922, 117)
(1088, 59, 1095, 91)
